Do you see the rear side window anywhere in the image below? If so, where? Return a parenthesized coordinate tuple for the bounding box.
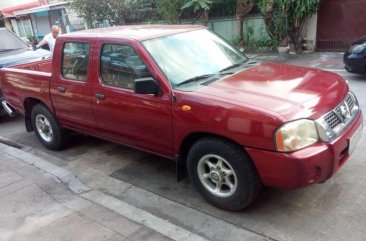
(62, 42, 90, 81)
(100, 43, 151, 89)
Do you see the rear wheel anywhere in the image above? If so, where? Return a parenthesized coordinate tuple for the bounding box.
(187, 138, 262, 211)
(31, 104, 68, 150)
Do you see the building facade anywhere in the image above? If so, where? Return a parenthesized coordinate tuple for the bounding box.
(0, 0, 85, 43)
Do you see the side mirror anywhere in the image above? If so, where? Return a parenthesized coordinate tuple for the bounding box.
(134, 77, 161, 95)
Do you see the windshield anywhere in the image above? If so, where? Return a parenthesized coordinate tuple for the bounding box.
(0, 29, 28, 50)
(142, 29, 248, 87)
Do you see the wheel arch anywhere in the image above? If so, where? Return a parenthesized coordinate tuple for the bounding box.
(23, 98, 53, 132)
(176, 132, 253, 181)
(183, 133, 263, 210)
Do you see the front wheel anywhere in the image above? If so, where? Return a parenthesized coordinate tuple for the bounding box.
(31, 104, 68, 150)
(187, 138, 262, 211)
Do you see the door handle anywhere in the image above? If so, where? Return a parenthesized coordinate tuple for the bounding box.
(95, 93, 106, 100)
(57, 86, 66, 93)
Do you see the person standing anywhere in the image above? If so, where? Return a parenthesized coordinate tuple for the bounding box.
(36, 25, 60, 53)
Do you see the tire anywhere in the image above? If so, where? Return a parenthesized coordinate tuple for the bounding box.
(187, 138, 262, 211)
(31, 104, 68, 150)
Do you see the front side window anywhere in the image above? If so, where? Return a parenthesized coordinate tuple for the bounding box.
(100, 43, 150, 89)
(62, 42, 90, 81)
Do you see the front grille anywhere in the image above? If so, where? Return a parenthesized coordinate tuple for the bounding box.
(335, 106, 343, 119)
(324, 93, 356, 129)
(324, 112, 341, 129)
(318, 92, 359, 141)
(346, 94, 354, 110)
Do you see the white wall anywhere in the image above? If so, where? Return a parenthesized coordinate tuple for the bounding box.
(303, 13, 318, 51)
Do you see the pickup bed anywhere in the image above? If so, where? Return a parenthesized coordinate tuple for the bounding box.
(0, 28, 51, 114)
(0, 25, 363, 210)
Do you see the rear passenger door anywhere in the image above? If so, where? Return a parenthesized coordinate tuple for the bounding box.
(51, 40, 96, 130)
(92, 41, 173, 157)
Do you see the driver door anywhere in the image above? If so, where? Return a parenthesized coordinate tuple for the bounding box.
(91, 41, 174, 157)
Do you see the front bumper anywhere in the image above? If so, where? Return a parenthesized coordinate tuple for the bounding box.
(246, 110, 363, 189)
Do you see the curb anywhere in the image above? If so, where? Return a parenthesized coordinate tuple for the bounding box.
(0, 141, 209, 241)
(0, 142, 90, 194)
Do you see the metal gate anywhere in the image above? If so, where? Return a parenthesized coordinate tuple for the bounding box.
(316, 0, 366, 51)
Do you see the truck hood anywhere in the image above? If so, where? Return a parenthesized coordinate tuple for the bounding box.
(198, 62, 349, 120)
(0, 48, 51, 68)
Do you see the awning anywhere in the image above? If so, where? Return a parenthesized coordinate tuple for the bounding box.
(14, 2, 68, 16)
(0, 1, 42, 17)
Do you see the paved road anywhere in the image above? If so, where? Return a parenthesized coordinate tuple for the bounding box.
(1, 54, 365, 241)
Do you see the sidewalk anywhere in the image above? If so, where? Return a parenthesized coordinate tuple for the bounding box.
(0, 142, 207, 241)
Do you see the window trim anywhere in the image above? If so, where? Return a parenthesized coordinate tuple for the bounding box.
(61, 41, 91, 82)
(99, 42, 151, 90)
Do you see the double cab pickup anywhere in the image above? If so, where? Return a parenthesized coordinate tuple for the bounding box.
(0, 25, 363, 210)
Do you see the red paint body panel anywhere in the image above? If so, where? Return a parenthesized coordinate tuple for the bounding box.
(50, 38, 96, 131)
(0, 67, 54, 113)
(0, 25, 363, 190)
(172, 91, 281, 151)
(200, 62, 349, 120)
(247, 110, 363, 188)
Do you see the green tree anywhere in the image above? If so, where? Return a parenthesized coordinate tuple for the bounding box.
(152, 0, 186, 24)
(257, 0, 284, 46)
(69, 0, 142, 27)
(181, 0, 213, 25)
(286, 0, 321, 52)
(257, 0, 321, 52)
(236, 0, 254, 47)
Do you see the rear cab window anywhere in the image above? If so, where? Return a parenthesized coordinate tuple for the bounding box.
(61, 42, 90, 81)
(100, 43, 151, 89)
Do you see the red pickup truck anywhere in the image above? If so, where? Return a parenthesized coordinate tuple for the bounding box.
(0, 25, 363, 210)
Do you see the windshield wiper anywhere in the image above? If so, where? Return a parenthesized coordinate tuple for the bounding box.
(219, 59, 248, 73)
(177, 74, 216, 86)
(177, 73, 232, 87)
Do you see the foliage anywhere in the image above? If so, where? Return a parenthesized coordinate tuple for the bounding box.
(231, 37, 241, 47)
(209, 0, 236, 19)
(236, 0, 255, 47)
(257, 0, 321, 52)
(181, 0, 215, 25)
(69, 0, 143, 26)
(27, 35, 38, 45)
(181, 0, 213, 11)
(257, 0, 287, 46)
(152, 0, 186, 24)
(245, 24, 277, 49)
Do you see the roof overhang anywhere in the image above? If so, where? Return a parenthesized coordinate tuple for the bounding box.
(0, 1, 42, 18)
(14, 2, 68, 17)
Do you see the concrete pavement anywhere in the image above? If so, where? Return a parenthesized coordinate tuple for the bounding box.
(0, 142, 211, 241)
(0, 139, 268, 241)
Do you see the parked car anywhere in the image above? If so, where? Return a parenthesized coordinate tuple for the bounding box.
(0, 28, 51, 115)
(0, 25, 363, 210)
(344, 36, 366, 74)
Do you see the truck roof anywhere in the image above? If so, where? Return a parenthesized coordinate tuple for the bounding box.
(60, 25, 206, 42)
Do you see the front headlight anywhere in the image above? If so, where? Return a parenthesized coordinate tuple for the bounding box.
(275, 119, 319, 152)
(350, 44, 365, 54)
